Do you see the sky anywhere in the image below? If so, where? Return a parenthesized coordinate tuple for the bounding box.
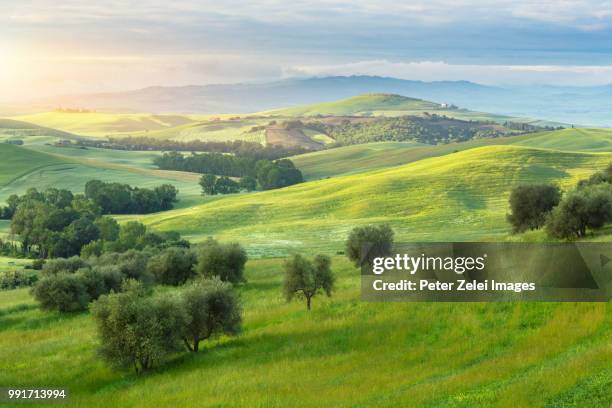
(2, 0, 612, 100)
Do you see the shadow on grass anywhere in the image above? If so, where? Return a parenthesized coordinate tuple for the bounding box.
(0, 307, 87, 332)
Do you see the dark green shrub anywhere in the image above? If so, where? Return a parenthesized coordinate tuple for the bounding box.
(42, 256, 88, 276)
(0, 270, 38, 290)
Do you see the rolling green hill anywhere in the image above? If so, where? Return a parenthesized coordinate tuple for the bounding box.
(0, 144, 203, 208)
(293, 128, 612, 180)
(10, 112, 199, 137)
(131, 118, 268, 143)
(0, 118, 79, 142)
(509, 128, 612, 152)
(1, 258, 609, 407)
(134, 145, 611, 256)
(264, 93, 560, 126)
(267, 93, 443, 116)
(0, 143, 67, 186)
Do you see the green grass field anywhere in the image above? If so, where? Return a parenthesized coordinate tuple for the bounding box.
(10, 112, 199, 137)
(1, 257, 609, 407)
(509, 128, 612, 152)
(0, 143, 67, 186)
(0, 144, 204, 209)
(0, 111, 610, 407)
(266, 94, 445, 116)
(293, 128, 612, 180)
(134, 145, 611, 256)
(131, 118, 269, 143)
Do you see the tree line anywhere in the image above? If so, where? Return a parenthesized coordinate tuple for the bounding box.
(301, 115, 540, 146)
(1, 186, 183, 258)
(84, 180, 178, 214)
(507, 163, 612, 239)
(154, 153, 304, 193)
(74, 138, 310, 160)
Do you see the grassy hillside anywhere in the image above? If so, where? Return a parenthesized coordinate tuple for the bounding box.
(10, 112, 198, 137)
(126, 118, 268, 143)
(0, 118, 79, 143)
(0, 144, 203, 208)
(134, 145, 611, 256)
(1, 257, 609, 407)
(0, 143, 67, 186)
(267, 93, 442, 116)
(293, 128, 612, 180)
(510, 128, 612, 152)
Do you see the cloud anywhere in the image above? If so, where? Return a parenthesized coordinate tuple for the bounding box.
(3, 0, 612, 98)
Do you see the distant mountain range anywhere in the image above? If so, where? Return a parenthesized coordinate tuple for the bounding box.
(18, 76, 612, 126)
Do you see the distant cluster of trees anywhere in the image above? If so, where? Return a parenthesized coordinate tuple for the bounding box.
(84, 180, 178, 214)
(507, 163, 612, 239)
(1, 187, 183, 258)
(302, 115, 544, 146)
(155, 152, 303, 193)
(75, 138, 310, 160)
(154, 151, 258, 178)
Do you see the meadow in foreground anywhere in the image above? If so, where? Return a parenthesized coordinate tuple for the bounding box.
(1, 257, 610, 407)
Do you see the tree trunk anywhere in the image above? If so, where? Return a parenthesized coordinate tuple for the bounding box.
(193, 336, 199, 352)
(306, 296, 311, 311)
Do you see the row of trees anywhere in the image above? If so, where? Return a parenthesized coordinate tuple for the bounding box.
(84, 180, 178, 214)
(195, 160, 303, 195)
(198, 175, 256, 195)
(154, 153, 304, 192)
(507, 163, 612, 239)
(96, 138, 309, 160)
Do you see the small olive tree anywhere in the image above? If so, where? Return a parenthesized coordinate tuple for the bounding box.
(180, 278, 242, 352)
(91, 281, 186, 374)
(345, 224, 394, 267)
(194, 239, 247, 284)
(283, 254, 334, 310)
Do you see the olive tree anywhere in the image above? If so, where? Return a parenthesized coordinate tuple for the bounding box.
(180, 278, 242, 352)
(345, 224, 394, 267)
(546, 185, 612, 239)
(507, 184, 561, 233)
(91, 281, 186, 374)
(194, 239, 247, 284)
(31, 272, 90, 312)
(283, 254, 334, 310)
(147, 247, 196, 285)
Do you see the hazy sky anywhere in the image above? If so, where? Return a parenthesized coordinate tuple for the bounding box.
(2, 0, 612, 100)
